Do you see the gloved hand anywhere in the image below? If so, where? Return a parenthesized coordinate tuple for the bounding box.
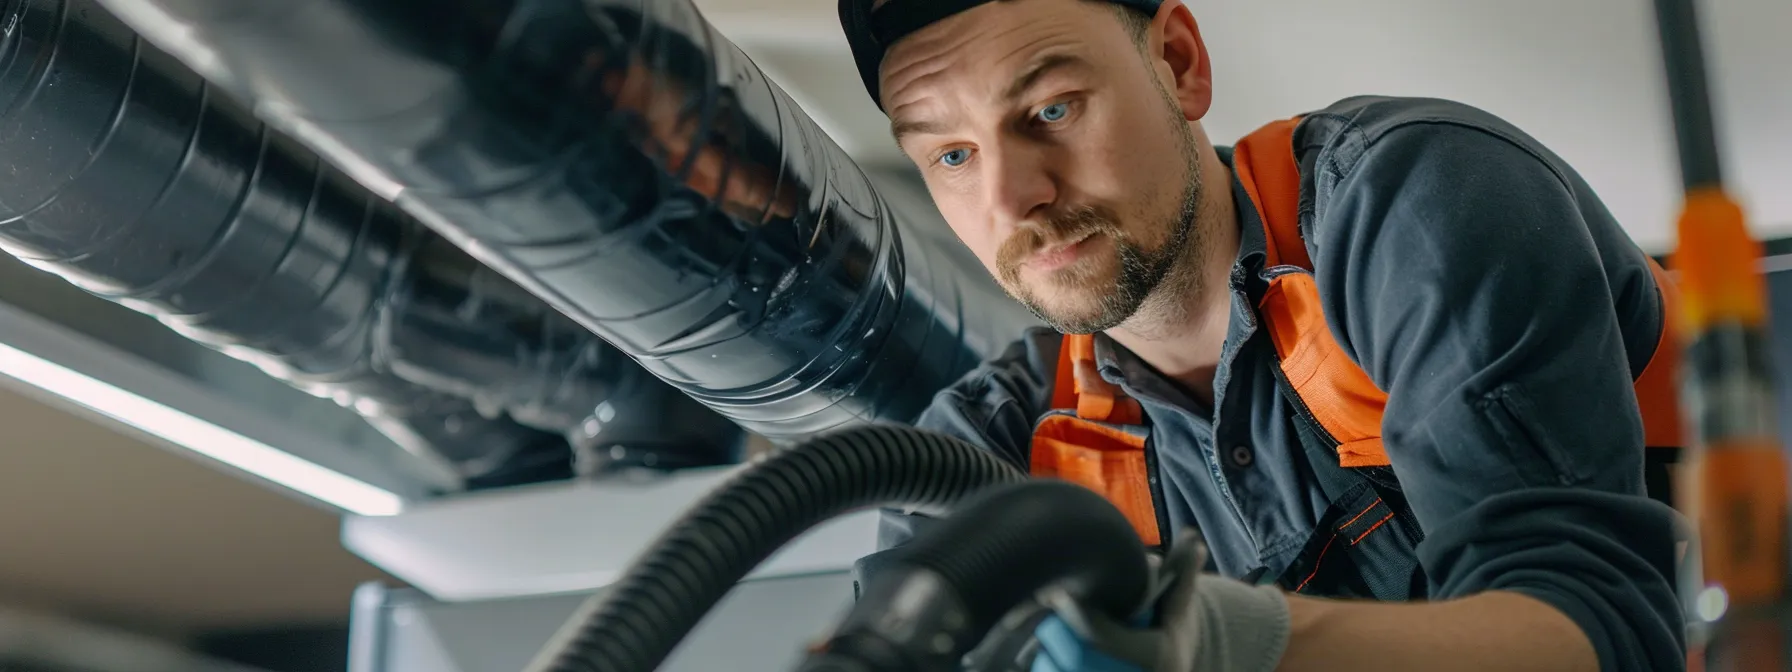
(1028, 535, 1292, 672)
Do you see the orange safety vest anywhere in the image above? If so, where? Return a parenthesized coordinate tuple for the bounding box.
(1029, 117, 1687, 548)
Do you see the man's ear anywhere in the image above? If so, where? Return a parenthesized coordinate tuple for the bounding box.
(1149, 0, 1213, 121)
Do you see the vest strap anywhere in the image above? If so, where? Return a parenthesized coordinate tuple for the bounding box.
(1234, 118, 1311, 270)
(1036, 333, 1156, 545)
(1051, 334, 1143, 425)
(1239, 117, 1395, 467)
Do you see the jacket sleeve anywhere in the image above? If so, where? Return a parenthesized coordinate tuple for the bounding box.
(850, 327, 1059, 596)
(1307, 120, 1686, 670)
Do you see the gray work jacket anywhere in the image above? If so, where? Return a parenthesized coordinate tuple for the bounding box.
(868, 96, 1686, 671)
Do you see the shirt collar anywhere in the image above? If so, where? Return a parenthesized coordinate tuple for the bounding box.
(1221, 146, 1272, 274)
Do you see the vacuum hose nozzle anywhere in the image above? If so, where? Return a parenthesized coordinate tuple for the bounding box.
(800, 480, 1153, 672)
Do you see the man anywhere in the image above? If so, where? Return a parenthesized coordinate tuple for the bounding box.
(836, 0, 1688, 670)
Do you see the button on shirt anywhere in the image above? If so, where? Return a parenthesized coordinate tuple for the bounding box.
(869, 96, 1686, 671)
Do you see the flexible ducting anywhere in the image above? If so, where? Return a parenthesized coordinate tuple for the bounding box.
(93, 0, 1034, 440)
(0, 0, 744, 486)
(521, 425, 1027, 672)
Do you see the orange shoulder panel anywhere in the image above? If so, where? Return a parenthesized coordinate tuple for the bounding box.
(1635, 257, 1686, 448)
(1238, 117, 1393, 467)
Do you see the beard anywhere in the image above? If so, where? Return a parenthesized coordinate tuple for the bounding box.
(994, 100, 1206, 335)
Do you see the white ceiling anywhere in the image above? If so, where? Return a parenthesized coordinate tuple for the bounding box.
(693, 0, 1792, 253)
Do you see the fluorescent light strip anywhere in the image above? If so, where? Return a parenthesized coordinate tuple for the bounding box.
(0, 342, 404, 516)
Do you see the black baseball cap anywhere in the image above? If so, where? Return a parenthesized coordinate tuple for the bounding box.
(839, 0, 1164, 111)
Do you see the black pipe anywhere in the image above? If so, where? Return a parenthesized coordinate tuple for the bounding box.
(93, 0, 1032, 441)
(0, 0, 742, 485)
(523, 425, 1026, 672)
(801, 480, 1152, 672)
(1652, 0, 1726, 191)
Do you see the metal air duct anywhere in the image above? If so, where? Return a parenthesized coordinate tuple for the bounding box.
(0, 0, 744, 489)
(92, 0, 1036, 439)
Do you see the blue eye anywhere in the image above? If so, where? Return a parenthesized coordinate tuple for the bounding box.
(939, 148, 971, 167)
(1036, 102, 1069, 123)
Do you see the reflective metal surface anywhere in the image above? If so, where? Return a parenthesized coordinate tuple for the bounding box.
(97, 0, 1034, 438)
(0, 0, 742, 486)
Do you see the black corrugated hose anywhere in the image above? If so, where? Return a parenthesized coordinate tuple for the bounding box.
(524, 425, 1027, 672)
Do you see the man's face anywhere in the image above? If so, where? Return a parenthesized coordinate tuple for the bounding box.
(879, 0, 1205, 334)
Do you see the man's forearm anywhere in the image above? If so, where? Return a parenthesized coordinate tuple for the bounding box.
(1275, 591, 1598, 672)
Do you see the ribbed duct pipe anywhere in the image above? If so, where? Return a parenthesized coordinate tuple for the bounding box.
(93, 0, 1033, 438)
(0, 0, 743, 488)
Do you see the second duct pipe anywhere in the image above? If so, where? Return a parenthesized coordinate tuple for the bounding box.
(94, 0, 1035, 438)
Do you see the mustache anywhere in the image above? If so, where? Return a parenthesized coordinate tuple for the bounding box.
(995, 204, 1123, 273)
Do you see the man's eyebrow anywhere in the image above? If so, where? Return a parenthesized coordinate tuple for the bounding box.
(887, 53, 1089, 150)
(891, 118, 948, 150)
(1002, 53, 1089, 103)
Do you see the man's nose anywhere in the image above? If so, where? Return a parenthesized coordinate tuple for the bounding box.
(984, 141, 1057, 233)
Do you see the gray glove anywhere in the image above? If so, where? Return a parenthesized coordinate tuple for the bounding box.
(1038, 532, 1291, 672)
